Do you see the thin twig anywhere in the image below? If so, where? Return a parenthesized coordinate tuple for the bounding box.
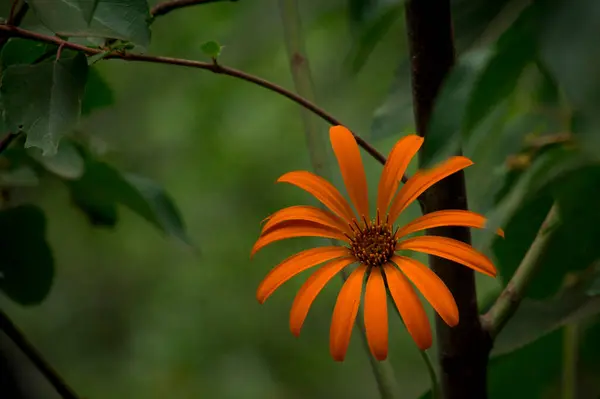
(481, 203, 561, 337)
(0, 1, 28, 49)
(0, 24, 389, 166)
(0, 132, 19, 154)
(0, 309, 81, 399)
(150, 0, 237, 18)
(56, 43, 65, 61)
(524, 132, 572, 149)
(11, 1, 28, 26)
(384, 275, 439, 398)
(561, 323, 579, 399)
(7, 0, 20, 24)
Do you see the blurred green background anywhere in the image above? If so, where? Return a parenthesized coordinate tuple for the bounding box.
(1, 0, 600, 398)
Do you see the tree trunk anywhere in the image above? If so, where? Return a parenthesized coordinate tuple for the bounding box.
(403, 1, 492, 398)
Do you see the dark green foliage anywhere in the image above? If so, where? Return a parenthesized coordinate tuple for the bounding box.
(0, 205, 54, 305)
(27, 0, 151, 49)
(0, 52, 88, 155)
(201, 40, 223, 59)
(82, 67, 114, 115)
(66, 147, 190, 245)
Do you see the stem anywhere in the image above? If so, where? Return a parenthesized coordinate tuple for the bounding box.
(0, 1, 28, 49)
(0, 309, 81, 399)
(277, 0, 330, 179)
(0, 132, 19, 154)
(350, 318, 399, 399)
(7, 0, 19, 24)
(0, 24, 389, 167)
(482, 203, 561, 337)
(404, 0, 490, 398)
(561, 323, 578, 399)
(419, 350, 440, 399)
(341, 266, 399, 399)
(385, 275, 440, 399)
(277, 2, 399, 398)
(150, 0, 237, 19)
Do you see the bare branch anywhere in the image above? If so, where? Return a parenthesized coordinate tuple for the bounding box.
(404, 0, 490, 397)
(150, 0, 237, 19)
(0, 309, 81, 399)
(0, 132, 19, 154)
(0, 24, 389, 166)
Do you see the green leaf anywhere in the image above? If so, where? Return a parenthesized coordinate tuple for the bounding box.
(82, 67, 114, 115)
(570, 111, 600, 159)
(488, 329, 563, 398)
(345, 3, 403, 73)
(200, 40, 223, 59)
(87, 51, 111, 66)
(348, 0, 378, 28)
(418, 326, 591, 398)
(0, 52, 88, 156)
(72, 194, 118, 227)
(463, 4, 537, 132)
(538, 0, 600, 159)
(588, 275, 600, 296)
(478, 147, 591, 253)
(491, 193, 554, 292)
(371, 61, 414, 140)
(419, 48, 491, 168)
(451, 0, 514, 51)
(66, 154, 190, 243)
(124, 174, 189, 244)
(490, 159, 600, 350)
(493, 267, 600, 356)
(78, 0, 100, 25)
(0, 38, 54, 67)
(421, 4, 537, 168)
(0, 205, 54, 305)
(465, 110, 546, 217)
(27, 0, 151, 49)
(417, 390, 432, 399)
(28, 140, 85, 180)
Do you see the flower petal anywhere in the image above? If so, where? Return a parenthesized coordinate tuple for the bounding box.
(377, 135, 423, 214)
(261, 205, 352, 236)
(396, 235, 497, 277)
(256, 247, 351, 303)
(383, 263, 432, 350)
(330, 264, 367, 361)
(395, 209, 505, 239)
(392, 255, 458, 326)
(330, 126, 370, 220)
(388, 156, 474, 223)
(251, 221, 349, 257)
(364, 267, 389, 360)
(289, 257, 356, 336)
(278, 171, 356, 222)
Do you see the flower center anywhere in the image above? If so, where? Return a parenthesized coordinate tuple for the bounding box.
(349, 218, 396, 268)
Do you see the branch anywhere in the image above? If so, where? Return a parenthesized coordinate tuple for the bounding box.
(0, 24, 389, 166)
(481, 203, 560, 337)
(150, 0, 237, 18)
(0, 132, 19, 154)
(404, 0, 490, 398)
(0, 309, 81, 399)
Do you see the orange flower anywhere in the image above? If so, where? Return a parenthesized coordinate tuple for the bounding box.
(251, 125, 502, 361)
